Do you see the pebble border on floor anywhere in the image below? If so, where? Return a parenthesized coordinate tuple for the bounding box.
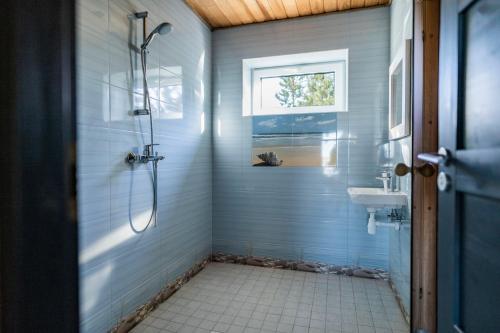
(110, 257, 210, 333)
(212, 252, 389, 279)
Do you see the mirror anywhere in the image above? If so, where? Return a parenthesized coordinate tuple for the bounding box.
(389, 39, 412, 140)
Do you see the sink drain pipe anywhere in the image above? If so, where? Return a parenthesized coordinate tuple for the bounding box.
(367, 209, 408, 235)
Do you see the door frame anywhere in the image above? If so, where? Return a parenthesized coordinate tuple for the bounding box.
(0, 0, 79, 331)
(411, 0, 440, 332)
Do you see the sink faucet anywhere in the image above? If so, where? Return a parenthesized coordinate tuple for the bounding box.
(376, 171, 392, 193)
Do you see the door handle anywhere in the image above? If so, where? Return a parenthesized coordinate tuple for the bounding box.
(417, 147, 451, 166)
(417, 147, 453, 192)
(394, 163, 436, 177)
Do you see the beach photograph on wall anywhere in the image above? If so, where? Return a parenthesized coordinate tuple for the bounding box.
(252, 112, 337, 167)
(251, 70, 339, 167)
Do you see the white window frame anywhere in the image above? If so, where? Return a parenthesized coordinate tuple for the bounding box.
(242, 49, 348, 117)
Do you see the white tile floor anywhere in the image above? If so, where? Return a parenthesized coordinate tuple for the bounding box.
(132, 263, 409, 333)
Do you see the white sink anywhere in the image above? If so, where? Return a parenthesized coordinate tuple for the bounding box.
(347, 187, 407, 209)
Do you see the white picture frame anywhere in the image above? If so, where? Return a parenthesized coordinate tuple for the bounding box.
(389, 39, 412, 140)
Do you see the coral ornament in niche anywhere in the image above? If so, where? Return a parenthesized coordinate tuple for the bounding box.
(254, 152, 283, 166)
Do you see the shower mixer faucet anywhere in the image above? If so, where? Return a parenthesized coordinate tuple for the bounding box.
(124, 13, 170, 168)
(123, 11, 171, 233)
(126, 144, 165, 164)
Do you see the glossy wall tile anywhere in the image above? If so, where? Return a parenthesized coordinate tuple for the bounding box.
(212, 8, 391, 270)
(388, 0, 413, 316)
(77, 1, 410, 331)
(76, 0, 212, 331)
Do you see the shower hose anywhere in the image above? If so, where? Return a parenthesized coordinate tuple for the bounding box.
(130, 47, 158, 233)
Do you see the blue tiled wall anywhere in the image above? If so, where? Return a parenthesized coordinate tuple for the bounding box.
(76, 0, 212, 331)
(212, 8, 391, 269)
(387, 139, 412, 316)
(77, 2, 409, 331)
(388, 0, 413, 315)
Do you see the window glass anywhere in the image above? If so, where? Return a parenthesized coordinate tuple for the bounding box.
(261, 72, 336, 109)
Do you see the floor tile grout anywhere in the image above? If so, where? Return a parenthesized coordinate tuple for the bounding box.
(132, 263, 409, 333)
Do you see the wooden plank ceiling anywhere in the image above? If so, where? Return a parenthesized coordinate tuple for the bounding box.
(185, 0, 390, 29)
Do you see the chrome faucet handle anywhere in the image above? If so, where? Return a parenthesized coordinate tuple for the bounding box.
(126, 152, 138, 164)
(144, 143, 160, 156)
(155, 151, 165, 161)
(376, 171, 392, 193)
(377, 173, 391, 180)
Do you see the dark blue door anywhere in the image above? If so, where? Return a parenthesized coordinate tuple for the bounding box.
(426, 0, 500, 332)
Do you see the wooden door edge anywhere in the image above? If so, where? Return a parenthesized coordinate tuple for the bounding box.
(411, 0, 440, 332)
(411, 0, 440, 333)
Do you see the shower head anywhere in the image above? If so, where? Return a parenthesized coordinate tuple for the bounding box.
(141, 22, 172, 50)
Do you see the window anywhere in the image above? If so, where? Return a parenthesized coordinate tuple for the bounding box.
(252, 61, 347, 115)
(243, 50, 348, 168)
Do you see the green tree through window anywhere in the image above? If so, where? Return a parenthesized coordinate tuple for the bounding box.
(274, 76, 305, 107)
(274, 72, 335, 108)
(300, 73, 335, 106)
